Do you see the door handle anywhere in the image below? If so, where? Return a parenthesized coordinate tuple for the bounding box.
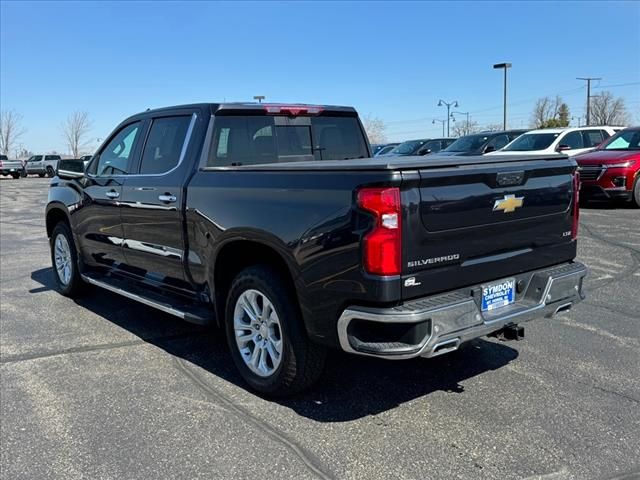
(105, 190, 120, 199)
(158, 194, 177, 203)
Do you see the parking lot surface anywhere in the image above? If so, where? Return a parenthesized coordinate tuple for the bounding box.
(1, 177, 639, 480)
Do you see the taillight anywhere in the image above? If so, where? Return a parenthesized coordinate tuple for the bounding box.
(572, 172, 580, 239)
(357, 187, 402, 276)
(263, 104, 323, 116)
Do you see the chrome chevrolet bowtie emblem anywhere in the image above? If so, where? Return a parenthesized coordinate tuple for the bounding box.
(493, 194, 524, 213)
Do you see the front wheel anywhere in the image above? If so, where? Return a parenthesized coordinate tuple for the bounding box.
(632, 177, 640, 208)
(225, 265, 326, 396)
(38, 173, 45, 178)
(11, 173, 20, 179)
(50, 222, 85, 296)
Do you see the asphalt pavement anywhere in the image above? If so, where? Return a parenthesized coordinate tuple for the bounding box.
(1, 177, 638, 480)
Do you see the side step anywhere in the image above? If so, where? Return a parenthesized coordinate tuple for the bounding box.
(81, 273, 212, 325)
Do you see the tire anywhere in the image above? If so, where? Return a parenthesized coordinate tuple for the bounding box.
(225, 265, 326, 396)
(38, 173, 45, 178)
(11, 173, 20, 179)
(632, 176, 640, 208)
(50, 222, 85, 296)
(46, 166, 55, 177)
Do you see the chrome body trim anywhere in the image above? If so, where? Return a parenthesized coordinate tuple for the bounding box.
(81, 274, 198, 320)
(337, 262, 587, 360)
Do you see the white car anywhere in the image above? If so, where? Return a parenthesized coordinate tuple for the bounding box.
(487, 126, 618, 157)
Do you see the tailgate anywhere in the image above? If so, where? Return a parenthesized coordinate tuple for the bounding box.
(400, 157, 578, 299)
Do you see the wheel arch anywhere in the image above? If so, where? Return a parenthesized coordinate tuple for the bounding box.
(212, 239, 303, 329)
(45, 203, 71, 238)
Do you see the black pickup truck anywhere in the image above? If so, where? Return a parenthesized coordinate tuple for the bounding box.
(46, 103, 587, 395)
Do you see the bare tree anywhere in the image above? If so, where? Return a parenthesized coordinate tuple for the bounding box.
(62, 112, 93, 157)
(0, 110, 27, 156)
(452, 120, 479, 137)
(362, 115, 387, 144)
(590, 91, 630, 126)
(530, 96, 566, 128)
(482, 123, 503, 132)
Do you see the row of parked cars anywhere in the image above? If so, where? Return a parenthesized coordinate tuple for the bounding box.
(373, 125, 639, 207)
(0, 154, 92, 179)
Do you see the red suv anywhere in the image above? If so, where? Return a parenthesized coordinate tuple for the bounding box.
(576, 127, 640, 207)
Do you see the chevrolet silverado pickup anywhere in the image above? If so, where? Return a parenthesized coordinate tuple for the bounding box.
(0, 155, 25, 179)
(46, 103, 587, 395)
(26, 154, 61, 177)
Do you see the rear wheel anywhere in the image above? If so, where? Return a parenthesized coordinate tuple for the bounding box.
(50, 222, 85, 296)
(38, 173, 45, 178)
(46, 166, 55, 177)
(11, 173, 19, 179)
(225, 265, 326, 396)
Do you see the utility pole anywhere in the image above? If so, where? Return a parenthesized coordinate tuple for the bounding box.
(493, 62, 512, 130)
(571, 116, 583, 127)
(432, 119, 446, 137)
(437, 99, 458, 137)
(576, 77, 601, 126)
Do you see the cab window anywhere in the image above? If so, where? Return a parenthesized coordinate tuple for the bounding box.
(92, 122, 141, 176)
(560, 131, 583, 150)
(139, 116, 191, 174)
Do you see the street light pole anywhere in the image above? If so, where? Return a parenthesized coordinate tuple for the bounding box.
(432, 119, 446, 137)
(253, 95, 266, 103)
(576, 77, 601, 126)
(437, 99, 458, 137)
(493, 62, 512, 131)
(451, 111, 470, 135)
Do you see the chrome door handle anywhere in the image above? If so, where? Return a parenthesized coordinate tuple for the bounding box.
(158, 194, 177, 203)
(105, 190, 120, 199)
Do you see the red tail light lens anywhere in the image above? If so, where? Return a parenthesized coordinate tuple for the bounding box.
(357, 187, 402, 276)
(572, 172, 580, 239)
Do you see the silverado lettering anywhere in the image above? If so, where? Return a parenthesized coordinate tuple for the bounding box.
(45, 102, 587, 396)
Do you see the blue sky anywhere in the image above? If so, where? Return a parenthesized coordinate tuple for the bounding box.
(1, 0, 639, 153)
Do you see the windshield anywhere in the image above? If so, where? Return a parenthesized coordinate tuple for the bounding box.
(390, 140, 426, 155)
(503, 132, 559, 151)
(602, 129, 640, 151)
(208, 115, 369, 166)
(443, 134, 489, 153)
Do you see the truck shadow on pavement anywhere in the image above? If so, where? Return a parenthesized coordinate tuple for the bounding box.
(31, 267, 519, 422)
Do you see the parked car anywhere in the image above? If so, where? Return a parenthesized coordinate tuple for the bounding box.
(373, 143, 399, 156)
(382, 138, 455, 156)
(0, 155, 25, 179)
(575, 126, 640, 207)
(46, 102, 586, 395)
(25, 154, 62, 177)
(438, 130, 528, 156)
(490, 126, 617, 157)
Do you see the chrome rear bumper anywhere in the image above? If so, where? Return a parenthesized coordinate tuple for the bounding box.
(337, 262, 587, 360)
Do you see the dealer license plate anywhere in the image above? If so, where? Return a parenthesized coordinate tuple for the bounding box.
(481, 277, 515, 312)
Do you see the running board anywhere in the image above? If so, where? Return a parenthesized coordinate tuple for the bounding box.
(81, 273, 212, 325)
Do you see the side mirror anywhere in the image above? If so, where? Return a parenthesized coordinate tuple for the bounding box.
(556, 144, 571, 152)
(56, 159, 86, 179)
(483, 145, 496, 153)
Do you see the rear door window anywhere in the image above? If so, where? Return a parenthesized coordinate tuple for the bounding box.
(45, 155, 61, 161)
(209, 115, 368, 166)
(582, 130, 604, 148)
(139, 116, 192, 174)
(486, 134, 509, 151)
(560, 131, 584, 150)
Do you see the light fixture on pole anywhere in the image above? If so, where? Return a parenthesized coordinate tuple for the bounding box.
(451, 111, 470, 135)
(432, 119, 447, 137)
(253, 95, 266, 103)
(493, 62, 512, 130)
(437, 99, 458, 136)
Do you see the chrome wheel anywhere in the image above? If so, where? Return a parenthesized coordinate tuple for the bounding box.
(54, 234, 72, 285)
(233, 289, 283, 378)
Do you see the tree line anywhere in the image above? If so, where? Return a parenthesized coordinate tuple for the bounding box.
(0, 111, 93, 158)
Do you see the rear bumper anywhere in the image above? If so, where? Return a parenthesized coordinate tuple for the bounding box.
(337, 261, 587, 359)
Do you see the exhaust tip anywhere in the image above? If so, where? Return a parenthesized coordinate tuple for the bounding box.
(431, 338, 460, 356)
